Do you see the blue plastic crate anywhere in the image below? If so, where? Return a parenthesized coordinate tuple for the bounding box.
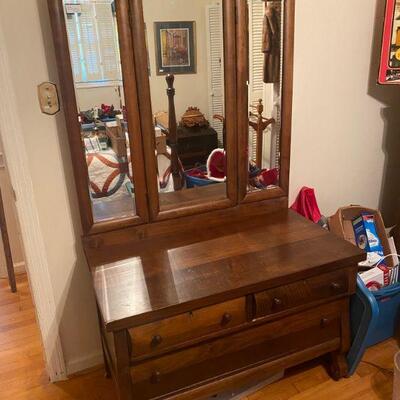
(347, 275, 400, 376)
(184, 166, 217, 189)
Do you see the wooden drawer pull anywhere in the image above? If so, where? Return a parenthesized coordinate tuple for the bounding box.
(272, 297, 283, 308)
(151, 371, 161, 384)
(330, 282, 342, 292)
(151, 335, 163, 348)
(221, 313, 232, 326)
(320, 318, 330, 328)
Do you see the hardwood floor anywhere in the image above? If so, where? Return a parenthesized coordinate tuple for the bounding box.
(0, 274, 396, 399)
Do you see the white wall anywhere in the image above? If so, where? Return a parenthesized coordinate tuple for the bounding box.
(0, 0, 102, 375)
(76, 84, 124, 111)
(143, 0, 216, 120)
(0, 0, 398, 375)
(289, 0, 400, 225)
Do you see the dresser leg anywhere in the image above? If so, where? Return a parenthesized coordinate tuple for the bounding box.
(101, 339, 112, 379)
(327, 351, 348, 380)
(114, 330, 134, 400)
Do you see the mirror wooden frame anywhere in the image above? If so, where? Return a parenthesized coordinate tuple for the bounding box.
(47, 0, 295, 240)
(48, 0, 150, 235)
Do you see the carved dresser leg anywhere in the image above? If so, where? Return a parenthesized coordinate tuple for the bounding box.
(114, 330, 134, 400)
(327, 352, 348, 381)
(101, 340, 112, 379)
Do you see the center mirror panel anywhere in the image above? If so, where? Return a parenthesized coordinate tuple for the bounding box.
(247, 0, 283, 193)
(142, 0, 228, 211)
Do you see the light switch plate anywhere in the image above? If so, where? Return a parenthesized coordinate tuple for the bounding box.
(38, 82, 60, 115)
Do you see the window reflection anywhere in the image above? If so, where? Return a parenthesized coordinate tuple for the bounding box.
(64, 0, 136, 222)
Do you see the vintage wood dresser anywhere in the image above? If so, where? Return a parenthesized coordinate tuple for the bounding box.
(175, 125, 218, 169)
(48, 0, 365, 398)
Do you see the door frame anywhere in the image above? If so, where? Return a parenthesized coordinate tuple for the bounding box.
(0, 23, 67, 382)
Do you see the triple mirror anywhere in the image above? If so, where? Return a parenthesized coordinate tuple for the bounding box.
(59, 0, 288, 232)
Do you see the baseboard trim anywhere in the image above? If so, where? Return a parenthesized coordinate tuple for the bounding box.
(13, 261, 25, 274)
(0, 261, 25, 278)
(66, 351, 104, 377)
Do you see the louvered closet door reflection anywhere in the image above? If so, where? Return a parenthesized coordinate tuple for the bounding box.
(207, 3, 224, 145)
(246, 0, 283, 192)
(248, 0, 264, 161)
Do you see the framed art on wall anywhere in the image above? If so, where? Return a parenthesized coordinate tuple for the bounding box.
(379, 0, 400, 84)
(154, 21, 196, 75)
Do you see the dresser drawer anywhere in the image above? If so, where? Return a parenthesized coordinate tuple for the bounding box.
(252, 268, 351, 319)
(131, 300, 343, 396)
(129, 298, 247, 358)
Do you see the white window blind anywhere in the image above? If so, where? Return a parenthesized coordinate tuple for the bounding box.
(65, 0, 121, 84)
(66, 13, 82, 81)
(206, 2, 225, 144)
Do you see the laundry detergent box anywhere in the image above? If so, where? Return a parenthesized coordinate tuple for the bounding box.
(359, 265, 390, 291)
(352, 213, 384, 257)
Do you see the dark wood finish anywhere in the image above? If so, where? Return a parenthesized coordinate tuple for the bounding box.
(130, 301, 342, 394)
(129, 0, 237, 222)
(129, 297, 246, 358)
(175, 126, 218, 169)
(165, 75, 184, 191)
(249, 99, 275, 168)
(213, 114, 226, 149)
(0, 188, 16, 293)
(86, 206, 363, 399)
(114, 330, 133, 400)
(251, 267, 352, 319)
(237, 0, 295, 202)
(91, 210, 363, 331)
(223, 0, 239, 206)
(48, 0, 94, 232)
(129, 0, 160, 221)
(48, 0, 294, 236)
(89, 209, 362, 399)
(47, 0, 149, 234)
(160, 183, 227, 212)
(48, 2, 365, 399)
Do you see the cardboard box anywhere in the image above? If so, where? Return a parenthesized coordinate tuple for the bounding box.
(329, 206, 395, 268)
(156, 134, 167, 155)
(106, 123, 127, 158)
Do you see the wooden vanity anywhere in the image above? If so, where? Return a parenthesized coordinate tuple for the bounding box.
(85, 208, 363, 399)
(48, 0, 364, 398)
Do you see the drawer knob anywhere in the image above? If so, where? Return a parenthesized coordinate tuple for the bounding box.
(320, 318, 330, 328)
(151, 371, 161, 384)
(272, 297, 283, 308)
(221, 313, 232, 326)
(331, 282, 342, 292)
(151, 335, 163, 348)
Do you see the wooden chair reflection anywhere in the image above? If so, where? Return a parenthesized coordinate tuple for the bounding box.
(249, 99, 275, 168)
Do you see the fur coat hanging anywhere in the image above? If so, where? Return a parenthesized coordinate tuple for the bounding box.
(262, 5, 280, 84)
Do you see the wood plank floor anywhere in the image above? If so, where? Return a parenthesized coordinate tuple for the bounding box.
(0, 274, 397, 399)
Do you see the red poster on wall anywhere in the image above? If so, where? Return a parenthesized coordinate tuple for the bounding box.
(379, 0, 400, 84)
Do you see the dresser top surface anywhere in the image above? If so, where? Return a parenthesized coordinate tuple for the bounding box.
(92, 210, 364, 331)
